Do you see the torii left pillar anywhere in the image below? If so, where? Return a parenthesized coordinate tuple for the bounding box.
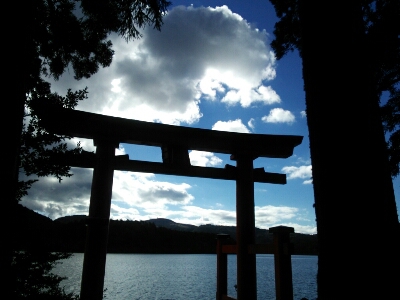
(232, 154, 257, 300)
(80, 139, 118, 300)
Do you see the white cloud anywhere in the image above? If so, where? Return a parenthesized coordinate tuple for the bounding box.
(212, 119, 250, 133)
(20, 168, 93, 219)
(255, 205, 298, 225)
(49, 5, 278, 124)
(220, 85, 280, 107)
(148, 204, 306, 231)
(248, 118, 255, 130)
(282, 165, 312, 184)
(189, 151, 223, 167)
(110, 204, 141, 220)
(112, 171, 194, 209)
(274, 222, 317, 235)
(197, 74, 225, 101)
(69, 138, 96, 152)
(262, 108, 295, 124)
(20, 169, 195, 219)
(300, 110, 307, 118)
(20, 167, 315, 233)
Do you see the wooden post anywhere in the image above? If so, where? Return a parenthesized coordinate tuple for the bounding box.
(80, 139, 118, 300)
(270, 226, 294, 300)
(232, 154, 257, 300)
(216, 234, 230, 300)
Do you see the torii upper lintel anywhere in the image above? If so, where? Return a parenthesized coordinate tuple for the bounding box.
(36, 105, 302, 159)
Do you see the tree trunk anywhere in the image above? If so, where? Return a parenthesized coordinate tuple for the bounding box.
(2, 2, 30, 298)
(1, 64, 25, 300)
(298, 1, 400, 299)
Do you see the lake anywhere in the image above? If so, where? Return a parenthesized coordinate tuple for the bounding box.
(54, 253, 317, 300)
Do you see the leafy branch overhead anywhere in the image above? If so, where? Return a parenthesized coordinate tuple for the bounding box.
(29, 0, 171, 83)
(19, 0, 171, 200)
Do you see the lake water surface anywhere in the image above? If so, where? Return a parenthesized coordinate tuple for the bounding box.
(54, 253, 317, 300)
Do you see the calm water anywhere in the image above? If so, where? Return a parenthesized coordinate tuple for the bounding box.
(54, 254, 317, 300)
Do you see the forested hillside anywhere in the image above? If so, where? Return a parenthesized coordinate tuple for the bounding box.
(15, 205, 318, 255)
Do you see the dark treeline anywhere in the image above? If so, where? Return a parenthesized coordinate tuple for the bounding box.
(15, 205, 317, 255)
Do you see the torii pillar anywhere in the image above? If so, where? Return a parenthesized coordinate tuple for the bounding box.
(232, 153, 257, 300)
(80, 139, 118, 300)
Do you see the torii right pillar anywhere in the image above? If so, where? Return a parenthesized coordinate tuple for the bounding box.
(232, 153, 257, 300)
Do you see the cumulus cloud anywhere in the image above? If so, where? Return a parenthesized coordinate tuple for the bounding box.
(262, 108, 295, 124)
(300, 110, 307, 118)
(255, 205, 298, 224)
(282, 165, 312, 184)
(221, 84, 280, 107)
(111, 171, 194, 209)
(49, 5, 279, 125)
(189, 151, 223, 167)
(20, 168, 94, 219)
(212, 119, 251, 133)
(21, 169, 195, 219)
(110, 204, 141, 220)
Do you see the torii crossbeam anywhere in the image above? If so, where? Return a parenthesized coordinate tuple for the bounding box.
(36, 104, 302, 300)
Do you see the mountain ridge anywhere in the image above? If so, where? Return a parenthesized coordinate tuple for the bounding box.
(16, 205, 318, 255)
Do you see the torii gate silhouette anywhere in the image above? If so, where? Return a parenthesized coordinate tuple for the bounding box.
(36, 104, 302, 300)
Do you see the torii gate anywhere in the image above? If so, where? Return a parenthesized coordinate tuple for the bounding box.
(36, 105, 302, 300)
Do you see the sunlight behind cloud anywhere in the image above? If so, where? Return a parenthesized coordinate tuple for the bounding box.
(50, 5, 280, 125)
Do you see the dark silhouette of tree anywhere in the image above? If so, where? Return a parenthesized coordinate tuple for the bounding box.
(19, 83, 105, 229)
(4, 0, 171, 298)
(18, 83, 89, 201)
(269, 0, 400, 299)
(11, 251, 79, 300)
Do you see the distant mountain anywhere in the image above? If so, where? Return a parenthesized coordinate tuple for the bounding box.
(146, 219, 268, 241)
(146, 218, 197, 231)
(16, 204, 53, 225)
(146, 218, 317, 254)
(15, 204, 60, 251)
(54, 215, 87, 224)
(15, 205, 318, 255)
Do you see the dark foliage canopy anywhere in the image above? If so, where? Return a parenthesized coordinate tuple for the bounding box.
(27, 0, 171, 85)
(11, 251, 79, 300)
(19, 0, 171, 199)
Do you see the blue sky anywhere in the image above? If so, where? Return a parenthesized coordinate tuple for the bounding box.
(21, 0, 399, 234)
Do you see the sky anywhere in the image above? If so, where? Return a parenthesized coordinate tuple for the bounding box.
(20, 0, 400, 234)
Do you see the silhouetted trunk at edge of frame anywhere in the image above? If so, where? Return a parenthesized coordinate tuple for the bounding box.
(298, 1, 400, 299)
